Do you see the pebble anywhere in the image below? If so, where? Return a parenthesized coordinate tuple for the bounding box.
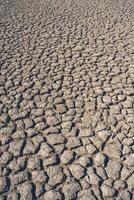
(101, 184, 116, 197)
(27, 157, 41, 170)
(119, 190, 131, 200)
(0, 177, 9, 194)
(55, 104, 67, 114)
(94, 152, 107, 167)
(23, 140, 38, 155)
(18, 182, 33, 200)
(126, 173, 134, 191)
(63, 181, 81, 199)
(38, 143, 53, 158)
(31, 170, 47, 183)
(24, 118, 34, 129)
(9, 139, 25, 157)
(10, 171, 29, 186)
(61, 150, 75, 164)
(1, 152, 13, 165)
(124, 153, 134, 166)
(46, 134, 65, 145)
(44, 190, 62, 200)
(43, 154, 58, 166)
(69, 164, 85, 179)
(106, 160, 122, 180)
(86, 144, 97, 155)
(47, 166, 64, 187)
(89, 173, 102, 186)
(66, 137, 81, 149)
(97, 130, 111, 141)
(104, 143, 122, 159)
(79, 128, 94, 137)
(78, 155, 92, 167)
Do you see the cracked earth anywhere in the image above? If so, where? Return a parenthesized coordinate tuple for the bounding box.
(0, 0, 134, 199)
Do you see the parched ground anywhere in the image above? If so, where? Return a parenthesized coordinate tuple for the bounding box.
(0, 0, 134, 199)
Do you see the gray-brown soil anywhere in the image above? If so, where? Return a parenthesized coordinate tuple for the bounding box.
(0, 0, 134, 199)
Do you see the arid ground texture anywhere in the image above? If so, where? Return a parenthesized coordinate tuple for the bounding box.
(0, 0, 134, 199)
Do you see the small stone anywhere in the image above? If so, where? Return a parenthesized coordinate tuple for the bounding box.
(35, 183, 45, 198)
(46, 134, 65, 145)
(9, 157, 26, 173)
(10, 171, 28, 185)
(111, 76, 121, 84)
(122, 100, 133, 109)
(80, 191, 97, 200)
(0, 177, 9, 194)
(101, 184, 116, 197)
(124, 153, 134, 166)
(69, 164, 85, 179)
(12, 131, 26, 140)
(46, 127, 61, 135)
(38, 143, 53, 158)
(62, 121, 73, 131)
(79, 128, 94, 137)
(16, 119, 25, 130)
(55, 104, 67, 114)
(74, 146, 87, 156)
(121, 166, 132, 180)
(86, 144, 97, 155)
(103, 178, 114, 187)
(90, 137, 102, 150)
(110, 105, 122, 114)
(95, 123, 106, 132)
(119, 190, 131, 200)
(54, 144, 65, 154)
(47, 115, 61, 126)
(118, 94, 126, 101)
(96, 167, 107, 180)
(19, 182, 33, 200)
(23, 140, 38, 155)
(8, 192, 20, 200)
(104, 143, 121, 159)
(27, 128, 39, 137)
(32, 170, 47, 183)
(16, 157, 26, 172)
(66, 99, 75, 108)
(122, 145, 131, 155)
(62, 181, 81, 199)
(126, 173, 134, 191)
(103, 95, 112, 104)
(94, 152, 107, 167)
(78, 155, 92, 167)
(44, 190, 62, 200)
(108, 116, 117, 126)
(79, 176, 91, 190)
(122, 138, 134, 146)
(1, 135, 12, 145)
(43, 154, 58, 166)
(27, 157, 41, 170)
(47, 166, 64, 187)
(61, 150, 75, 164)
(35, 122, 48, 131)
(97, 130, 111, 141)
(1, 151, 13, 165)
(66, 137, 81, 149)
(9, 139, 25, 157)
(106, 160, 122, 180)
(89, 173, 102, 186)
(0, 114, 10, 123)
(114, 180, 126, 190)
(24, 118, 34, 129)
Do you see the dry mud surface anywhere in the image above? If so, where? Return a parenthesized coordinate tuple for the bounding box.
(0, 0, 134, 199)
